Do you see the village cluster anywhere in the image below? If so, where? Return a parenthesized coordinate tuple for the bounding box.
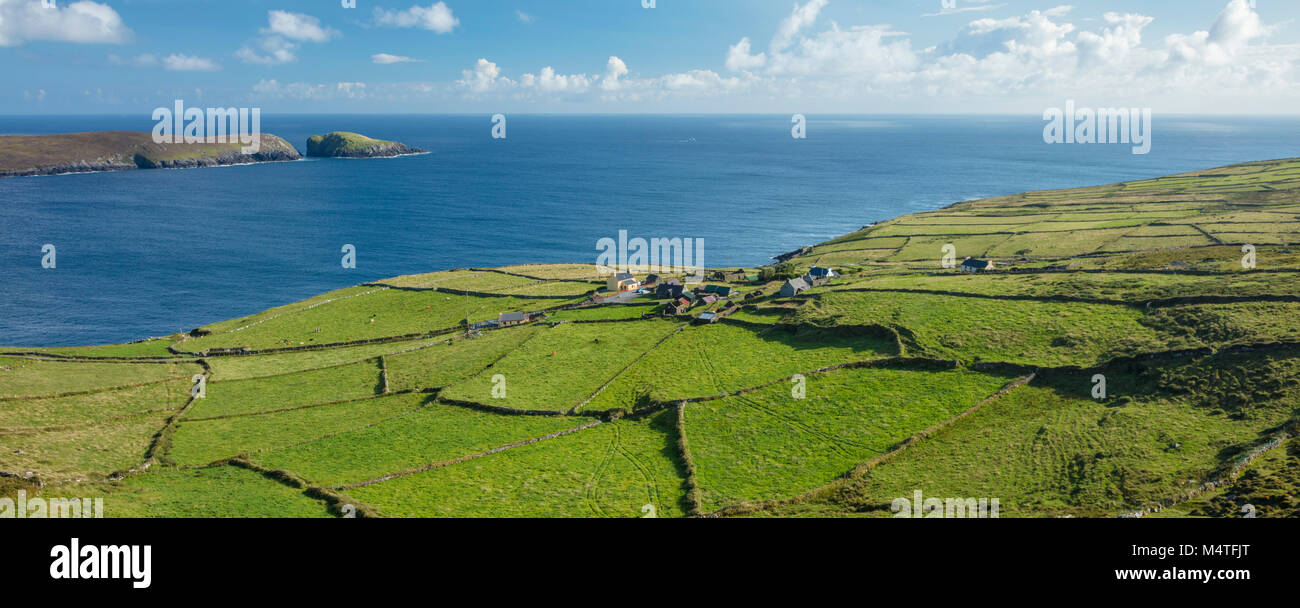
(465, 263, 854, 331)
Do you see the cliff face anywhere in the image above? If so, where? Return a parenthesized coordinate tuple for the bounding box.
(0, 132, 302, 178)
(305, 131, 426, 158)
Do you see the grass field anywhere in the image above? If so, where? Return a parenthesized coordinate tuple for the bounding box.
(584, 322, 896, 411)
(40, 466, 334, 518)
(439, 320, 682, 412)
(169, 393, 424, 466)
(11, 158, 1300, 517)
(0, 357, 199, 398)
(347, 411, 688, 518)
(782, 355, 1300, 517)
(253, 402, 583, 487)
(686, 366, 1017, 512)
(185, 360, 383, 419)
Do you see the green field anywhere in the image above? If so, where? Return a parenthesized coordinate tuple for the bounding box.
(347, 411, 688, 518)
(686, 366, 1017, 512)
(439, 320, 683, 412)
(8, 157, 1300, 517)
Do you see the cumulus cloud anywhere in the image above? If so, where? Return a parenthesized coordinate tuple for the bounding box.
(372, 53, 419, 64)
(601, 56, 628, 91)
(238, 10, 336, 66)
(725, 37, 767, 72)
(0, 0, 132, 47)
(264, 10, 338, 42)
(1165, 0, 1268, 66)
(771, 0, 827, 52)
(237, 36, 299, 65)
(374, 2, 459, 34)
(516, 10, 536, 24)
(162, 53, 220, 72)
(457, 58, 511, 93)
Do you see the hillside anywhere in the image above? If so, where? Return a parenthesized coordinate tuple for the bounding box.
(0, 131, 301, 177)
(3, 159, 1300, 518)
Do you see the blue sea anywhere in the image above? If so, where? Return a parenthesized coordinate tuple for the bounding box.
(1, 114, 1297, 346)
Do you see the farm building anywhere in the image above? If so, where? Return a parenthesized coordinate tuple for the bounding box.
(645, 274, 662, 286)
(497, 312, 532, 327)
(664, 297, 694, 315)
(808, 266, 837, 279)
(606, 272, 641, 291)
(656, 280, 684, 300)
(712, 269, 748, 282)
(960, 258, 995, 273)
(803, 273, 830, 287)
(780, 277, 810, 297)
(696, 284, 734, 297)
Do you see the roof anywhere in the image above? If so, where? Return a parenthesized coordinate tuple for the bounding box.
(961, 259, 992, 269)
(809, 266, 835, 277)
(784, 278, 810, 291)
(698, 313, 717, 320)
(613, 272, 635, 281)
(498, 312, 529, 322)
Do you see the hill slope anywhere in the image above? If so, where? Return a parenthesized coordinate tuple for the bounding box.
(5, 159, 1300, 518)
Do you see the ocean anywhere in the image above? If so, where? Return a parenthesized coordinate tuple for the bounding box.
(1, 114, 1296, 346)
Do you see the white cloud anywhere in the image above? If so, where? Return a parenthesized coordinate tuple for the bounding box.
(264, 10, 338, 43)
(516, 10, 535, 24)
(162, 53, 220, 72)
(0, 0, 132, 47)
(372, 53, 419, 64)
(445, 1, 1294, 113)
(458, 58, 512, 93)
(374, 2, 459, 34)
(922, 1, 1006, 18)
(725, 37, 767, 72)
(237, 36, 299, 65)
(336, 82, 367, 99)
(771, 0, 827, 52)
(601, 56, 628, 91)
(238, 11, 336, 66)
(1165, 0, 1268, 66)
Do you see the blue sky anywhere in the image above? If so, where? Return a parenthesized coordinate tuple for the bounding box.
(2, 0, 1298, 113)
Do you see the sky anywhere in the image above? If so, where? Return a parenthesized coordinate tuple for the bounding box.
(1, 0, 1298, 114)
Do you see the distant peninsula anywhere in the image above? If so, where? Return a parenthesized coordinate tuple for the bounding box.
(0, 131, 301, 178)
(305, 131, 426, 158)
